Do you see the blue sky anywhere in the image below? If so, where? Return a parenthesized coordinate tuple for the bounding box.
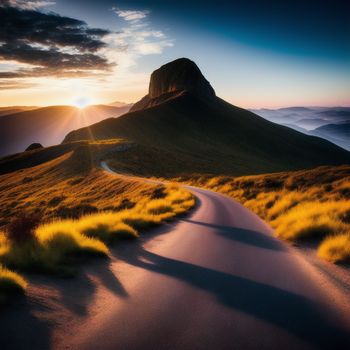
(1, 0, 349, 107)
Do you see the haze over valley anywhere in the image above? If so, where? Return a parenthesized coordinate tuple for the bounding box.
(252, 107, 350, 150)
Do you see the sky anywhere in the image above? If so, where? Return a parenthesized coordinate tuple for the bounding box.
(0, 0, 349, 108)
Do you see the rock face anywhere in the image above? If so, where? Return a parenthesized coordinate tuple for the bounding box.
(149, 58, 215, 98)
(25, 143, 43, 151)
(131, 58, 215, 112)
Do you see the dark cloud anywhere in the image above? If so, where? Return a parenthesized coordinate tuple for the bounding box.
(0, 3, 113, 79)
(0, 67, 105, 79)
(0, 42, 110, 70)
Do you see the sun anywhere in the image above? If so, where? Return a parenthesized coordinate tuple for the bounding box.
(73, 97, 91, 109)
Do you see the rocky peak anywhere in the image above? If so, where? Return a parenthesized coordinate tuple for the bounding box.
(148, 58, 215, 99)
(130, 58, 216, 112)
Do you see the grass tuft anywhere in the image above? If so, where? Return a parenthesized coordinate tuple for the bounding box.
(37, 223, 109, 256)
(75, 213, 139, 242)
(1, 224, 109, 274)
(146, 200, 173, 215)
(0, 265, 27, 293)
(318, 233, 350, 263)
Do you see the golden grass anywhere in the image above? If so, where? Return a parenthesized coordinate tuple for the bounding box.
(0, 141, 195, 298)
(74, 214, 138, 242)
(0, 179, 195, 294)
(318, 233, 350, 263)
(0, 227, 108, 274)
(0, 140, 156, 228)
(272, 201, 349, 241)
(0, 265, 27, 293)
(0, 264, 27, 303)
(179, 165, 350, 263)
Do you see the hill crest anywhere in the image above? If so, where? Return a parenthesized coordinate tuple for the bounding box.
(130, 58, 215, 112)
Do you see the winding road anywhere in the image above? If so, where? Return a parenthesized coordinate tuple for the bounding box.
(2, 163, 350, 350)
(63, 162, 350, 350)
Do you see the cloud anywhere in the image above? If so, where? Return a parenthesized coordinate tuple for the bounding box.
(108, 8, 173, 59)
(137, 42, 172, 55)
(0, 4, 175, 104)
(1, 0, 55, 10)
(0, 80, 36, 90)
(114, 9, 149, 22)
(0, 4, 112, 79)
(88, 7, 174, 100)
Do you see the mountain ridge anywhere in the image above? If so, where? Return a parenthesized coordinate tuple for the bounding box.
(0, 104, 131, 156)
(63, 57, 350, 176)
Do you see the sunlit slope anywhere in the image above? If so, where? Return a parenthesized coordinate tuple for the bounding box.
(0, 140, 194, 296)
(0, 140, 162, 227)
(64, 92, 350, 176)
(0, 104, 130, 156)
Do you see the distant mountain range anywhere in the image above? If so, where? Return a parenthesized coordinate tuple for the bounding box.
(0, 106, 39, 117)
(108, 101, 133, 108)
(63, 58, 350, 177)
(2, 59, 349, 174)
(0, 104, 131, 157)
(309, 122, 350, 151)
(251, 107, 350, 150)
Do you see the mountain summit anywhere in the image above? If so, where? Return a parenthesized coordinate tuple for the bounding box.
(64, 58, 350, 177)
(130, 58, 215, 112)
(149, 58, 215, 99)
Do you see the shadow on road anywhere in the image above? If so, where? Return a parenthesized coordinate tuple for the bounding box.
(0, 297, 51, 350)
(0, 255, 127, 349)
(182, 219, 286, 251)
(114, 238, 350, 348)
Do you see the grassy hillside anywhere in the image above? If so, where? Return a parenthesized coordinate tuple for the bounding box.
(177, 165, 350, 263)
(0, 140, 161, 227)
(64, 92, 350, 177)
(0, 140, 194, 299)
(0, 104, 130, 157)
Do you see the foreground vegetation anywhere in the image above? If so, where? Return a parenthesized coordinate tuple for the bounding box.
(0, 182, 194, 297)
(0, 143, 195, 298)
(179, 165, 350, 263)
(1, 136, 347, 301)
